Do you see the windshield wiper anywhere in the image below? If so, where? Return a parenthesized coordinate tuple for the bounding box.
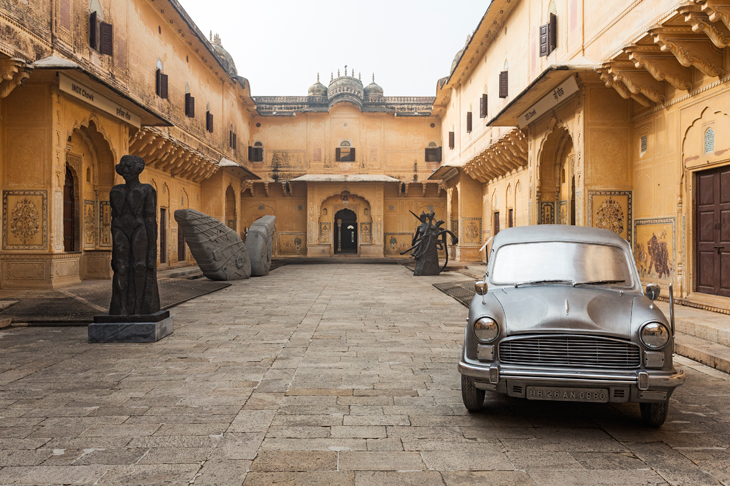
(572, 279, 626, 287)
(514, 279, 574, 288)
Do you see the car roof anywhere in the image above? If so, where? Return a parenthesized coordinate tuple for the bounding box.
(492, 225, 631, 252)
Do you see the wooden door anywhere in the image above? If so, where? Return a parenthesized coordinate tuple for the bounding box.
(63, 168, 75, 252)
(696, 165, 730, 297)
(160, 208, 167, 264)
(494, 212, 500, 236)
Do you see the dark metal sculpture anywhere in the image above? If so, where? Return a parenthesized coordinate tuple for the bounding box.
(175, 208, 251, 281)
(401, 210, 458, 276)
(89, 155, 172, 343)
(109, 155, 160, 315)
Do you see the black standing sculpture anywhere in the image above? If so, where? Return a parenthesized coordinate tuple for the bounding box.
(401, 211, 458, 276)
(89, 155, 173, 343)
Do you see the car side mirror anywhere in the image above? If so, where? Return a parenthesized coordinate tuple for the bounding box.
(475, 281, 488, 296)
(645, 283, 660, 307)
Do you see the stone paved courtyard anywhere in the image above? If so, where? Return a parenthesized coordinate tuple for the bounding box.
(0, 263, 729, 485)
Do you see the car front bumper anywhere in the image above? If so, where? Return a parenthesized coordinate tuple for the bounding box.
(458, 359, 685, 403)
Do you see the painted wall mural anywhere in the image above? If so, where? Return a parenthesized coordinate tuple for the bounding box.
(559, 200, 568, 224)
(319, 222, 331, 243)
(540, 201, 555, 224)
(462, 217, 482, 245)
(588, 191, 632, 243)
(278, 232, 307, 256)
(99, 201, 112, 247)
(84, 200, 96, 249)
(3, 190, 47, 250)
(385, 233, 412, 256)
(633, 218, 675, 285)
(361, 222, 372, 243)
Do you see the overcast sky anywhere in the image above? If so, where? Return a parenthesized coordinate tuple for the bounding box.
(177, 0, 490, 97)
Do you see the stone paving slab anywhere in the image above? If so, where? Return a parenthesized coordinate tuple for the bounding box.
(0, 263, 728, 485)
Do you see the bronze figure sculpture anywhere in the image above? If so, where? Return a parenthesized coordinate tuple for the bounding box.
(401, 210, 458, 276)
(89, 155, 172, 343)
(109, 155, 160, 315)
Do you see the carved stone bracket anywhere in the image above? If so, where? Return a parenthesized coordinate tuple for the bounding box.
(651, 27, 724, 77)
(0, 58, 31, 99)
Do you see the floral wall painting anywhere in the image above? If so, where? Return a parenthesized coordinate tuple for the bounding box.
(84, 200, 96, 249)
(634, 218, 675, 285)
(99, 201, 112, 247)
(559, 200, 568, 225)
(3, 190, 47, 250)
(361, 223, 372, 243)
(588, 191, 632, 243)
(319, 222, 331, 243)
(462, 217, 482, 245)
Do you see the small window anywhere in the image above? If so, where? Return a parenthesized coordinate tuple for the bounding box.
(249, 141, 264, 162)
(539, 12, 557, 57)
(499, 70, 508, 98)
(449, 131, 455, 149)
(480, 93, 488, 119)
(155, 61, 168, 99)
(229, 124, 237, 149)
(89, 0, 112, 56)
(336, 140, 355, 162)
(640, 135, 648, 154)
(185, 85, 195, 118)
(466, 106, 472, 133)
(425, 143, 442, 162)
(206, 103, 213, 133)
(704, 127, 715, 154)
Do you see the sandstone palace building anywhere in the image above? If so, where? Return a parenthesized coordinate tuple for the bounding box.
(1, 0, 729, 310)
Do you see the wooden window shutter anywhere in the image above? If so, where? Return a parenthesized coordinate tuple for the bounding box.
(233, 133, 237, 149)
(549, 13, 557, 52)
(480, 94, 487, 118)
(449, 131, 455, 149)
(539, 23, 549, 57)
(89, 12, 97, 49)
(257, 147, 263, 161)
(206, 111, 213, 132)
(466, 112, 472, 133)
(436, 146, 442, 162)
(351, 148, 355, 161)
(156, 69, 162, 96)
(100, 22, 113, 56)
(336, 148, 341, 161)
(160, 73, 168, 99)
(185, 94, 195, 117)
(499, 71, 508, 98)
(248, 146, 253, 161)
(424, 148, 431, 162)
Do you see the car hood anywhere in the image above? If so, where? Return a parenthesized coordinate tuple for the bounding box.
(492, 286, 635, 338)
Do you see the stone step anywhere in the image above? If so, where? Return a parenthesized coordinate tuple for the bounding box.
(674, 332, 730, 374)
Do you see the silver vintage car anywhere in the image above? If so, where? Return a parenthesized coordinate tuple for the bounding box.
(458, 225, 685, 426)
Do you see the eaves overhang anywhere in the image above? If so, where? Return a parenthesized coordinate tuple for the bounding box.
(487, 60, 600, 127)
(33, 56, 173, 127)
(219, 158, 261, 180)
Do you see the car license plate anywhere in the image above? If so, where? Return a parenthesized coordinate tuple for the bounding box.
(526, 386, 608, 403)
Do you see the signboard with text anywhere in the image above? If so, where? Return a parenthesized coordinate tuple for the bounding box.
(59, 74, 142, 128)
(518, 75, 579, 129)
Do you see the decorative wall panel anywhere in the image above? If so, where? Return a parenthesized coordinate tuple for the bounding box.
(3, 190, 48, 250)
(588, 190, 632, 243)
(634, 218, 675, 285)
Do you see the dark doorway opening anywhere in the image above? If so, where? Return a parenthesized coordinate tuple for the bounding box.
(493, 211, 500, 236)
(334, 208, 357, 254)
(696, 165, 730, 297)
(160, 208, 168, 264)
(63, 167, 76, 252)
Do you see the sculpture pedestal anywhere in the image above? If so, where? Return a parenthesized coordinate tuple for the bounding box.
(89, 310, 173, 343)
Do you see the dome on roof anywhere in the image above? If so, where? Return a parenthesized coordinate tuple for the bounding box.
(363, 74, 383, 98)
(327, 69, 364, 110)
(211, 33, 237, 77)
(308, 74, 328, 97)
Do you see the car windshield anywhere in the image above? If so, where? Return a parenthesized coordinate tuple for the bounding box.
(491, 242, 634, 287)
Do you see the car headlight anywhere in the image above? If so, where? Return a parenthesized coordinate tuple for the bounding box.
(473, 317, 499, 343)
(640, 322, 670, 349)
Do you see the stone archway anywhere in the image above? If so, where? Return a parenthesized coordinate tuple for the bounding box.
(317, 190, 372, 256)
(538, 125, 574, 225)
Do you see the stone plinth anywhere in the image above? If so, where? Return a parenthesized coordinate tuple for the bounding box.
(89, 310, 173, 343)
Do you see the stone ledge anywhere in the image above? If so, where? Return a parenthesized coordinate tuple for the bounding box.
(674, 332, 730, 374)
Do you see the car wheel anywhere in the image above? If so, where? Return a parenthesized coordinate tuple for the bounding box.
(640, 401, 668, 427)
(461, 375, 486, 412)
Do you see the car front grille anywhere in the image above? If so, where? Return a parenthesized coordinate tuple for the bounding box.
(499, 335, 641, 369)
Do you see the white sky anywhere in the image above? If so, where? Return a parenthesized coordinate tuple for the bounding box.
(177, 0, 490, 97)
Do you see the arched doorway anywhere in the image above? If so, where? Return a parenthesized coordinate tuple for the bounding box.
(538, 125, 574, 225)
(334, 208, 357, 254)
(63, 166, 77, 252)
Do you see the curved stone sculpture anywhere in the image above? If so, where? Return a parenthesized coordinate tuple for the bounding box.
(246, 215, 276, 276)
(174, 209, 251, 281)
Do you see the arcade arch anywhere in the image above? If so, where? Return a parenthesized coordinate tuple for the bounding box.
(538, 125, 575, 225)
